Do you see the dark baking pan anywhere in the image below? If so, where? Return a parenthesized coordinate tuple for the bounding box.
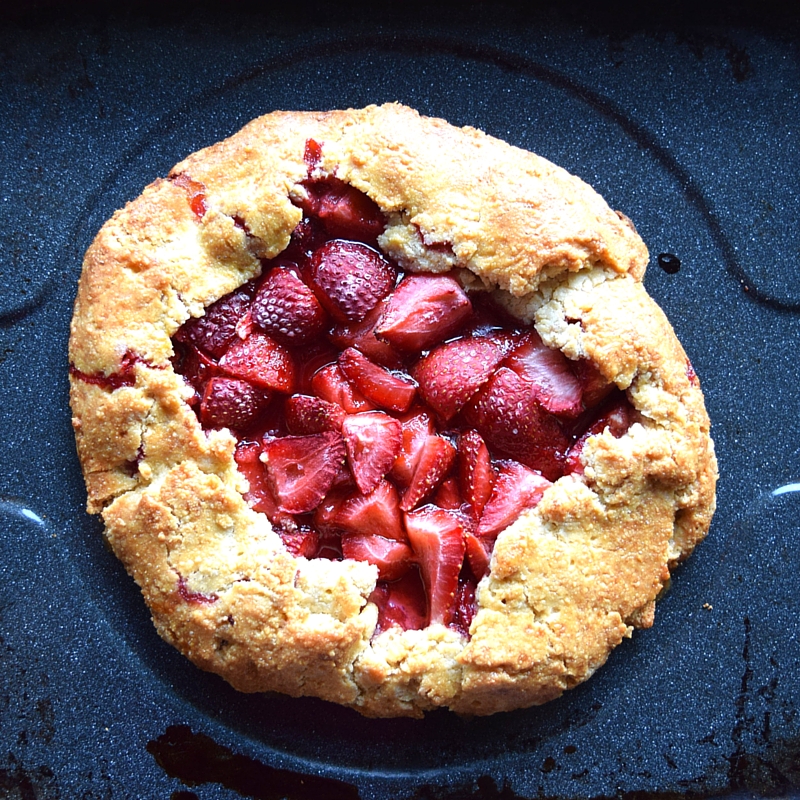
(2, 3, 799, 798)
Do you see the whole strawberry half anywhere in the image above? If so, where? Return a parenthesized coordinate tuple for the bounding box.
(573, 358, 615, 410)
(464, 367, 569, 481)
(433, 477, 463, 511)
(175, 287, 252, 359)
(200, 376, 271, 432)
(565, 392, 633, 474)
(234, 441, 294, 530)
(251, 266, 328, 346)
(375, 274, 472, 353)
(173, 342, 218, 399)
(504, 331, 583, 417)
(329, 298, 401, 368)
(464, 532, 491, 581)
(452, 578, 478, 636)
(414, 336, 505, 423)
(219, 331, 296, 394)
(309, 239, 396, 323)
(476, 460, 552, 539)
(339, 347, 417, 413)
(300, 178, 385, 243)
(389, 408, 435, 488)
(284, 394, 346, 435)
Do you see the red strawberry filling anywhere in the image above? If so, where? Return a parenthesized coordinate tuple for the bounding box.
(168, 162, 635, 637)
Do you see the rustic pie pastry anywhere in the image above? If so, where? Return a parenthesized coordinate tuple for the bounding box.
(69, 103, 717, 717)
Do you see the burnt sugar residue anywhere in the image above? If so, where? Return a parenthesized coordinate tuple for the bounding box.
(147, 725, 360, 800)
(658, 253, 682, 274)
(147, 726, 544, 800)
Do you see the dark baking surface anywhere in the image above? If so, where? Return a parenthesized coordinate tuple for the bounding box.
(1, 3, 799, 798)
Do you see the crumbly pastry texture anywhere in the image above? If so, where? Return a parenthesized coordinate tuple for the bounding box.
(69, 103, 717, 717)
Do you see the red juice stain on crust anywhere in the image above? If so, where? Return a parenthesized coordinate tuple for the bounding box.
(69, 350, 160, 391)
(304, 138, 323, 170)
(177, 576, 218, 605)
(171, 173, 208, 219)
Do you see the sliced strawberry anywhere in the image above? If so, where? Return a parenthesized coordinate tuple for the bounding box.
(172, 341, 218, 399)
(574, 358, 614, 409)
(464, 532, 491, 580)
(401, 434, 457, 511)
(370, 569, 428, 633)
(234, 441, 272, 511)
(284, 394, 346, 435)
(199, 376, 271, 431)
(566, 392, 633, 475)
(335, 480, 406, 541)
(375, 274, 472, 353)
(251, 266, 328, 346)
(389, 408, 435, 487)
(341, 535, 413, 581)
(339, 347, 417, 413)
(504, 331, 583, 417)
(404, 506, 467, 626)
(262, 431, 345, 515)
(219, 332, 295, 393)
(433, 477, 463, 511)
(477, 460, 552, 539)
(300, 178, 385, 242)
(413, 336, 505, 423)
(309, 239, 396, 323)
(234, 441, 294, 529)
(316, 533, 344, 561)
(330, 458, 357, 492)
(284, 215, 326, 263)
(279, 526, 320, 559)
(467, 289, 529, 333)
(342, 412, 402, 494)
(452, 577, 478, 636)
(234, 306, 255, 340)
(312, 487, 351, 536)
(310, 363, 375, 414)
(464, 367, 569, 480)
(329, 298, 401, 368)
(175, 287, 252, 358)
(457, 430, 496, 521)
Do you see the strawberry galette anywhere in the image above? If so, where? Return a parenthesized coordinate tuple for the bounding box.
(69, 104, 717, 717)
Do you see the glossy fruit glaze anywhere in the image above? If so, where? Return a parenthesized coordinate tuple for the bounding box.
(162, 146, 634, 637)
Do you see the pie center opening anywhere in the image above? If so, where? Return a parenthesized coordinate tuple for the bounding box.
(169, 147, 633, 637)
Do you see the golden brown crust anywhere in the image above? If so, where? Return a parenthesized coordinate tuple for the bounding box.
(69, 103, 716, 717)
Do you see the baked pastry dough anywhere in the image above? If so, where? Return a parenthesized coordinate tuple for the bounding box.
(69, 103, 717, 717)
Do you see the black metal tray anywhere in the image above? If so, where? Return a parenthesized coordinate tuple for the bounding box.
(2, 5, 799, 798)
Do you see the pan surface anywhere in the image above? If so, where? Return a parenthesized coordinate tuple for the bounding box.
(1, 4, 798, 798)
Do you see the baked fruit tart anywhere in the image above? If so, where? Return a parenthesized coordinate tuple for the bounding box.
(69, 104, 717, 717)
